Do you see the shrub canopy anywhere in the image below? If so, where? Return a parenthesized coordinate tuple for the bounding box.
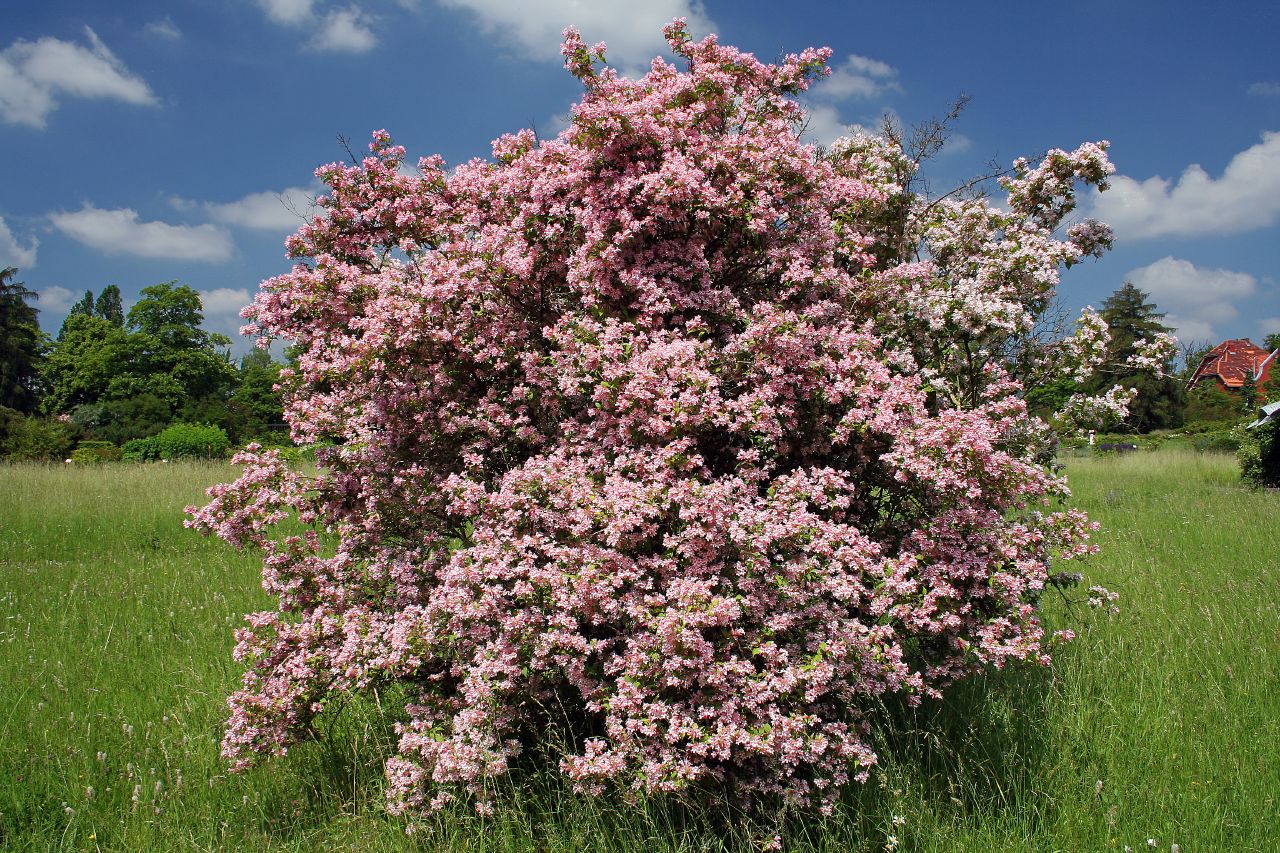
(191, 22, 1161, 815)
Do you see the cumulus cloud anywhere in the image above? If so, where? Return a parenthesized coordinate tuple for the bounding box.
(260, 0, 317, 25)
(0, 27, 157, 128)
(1092, 132, 1280, 240)
(198, 287, 256, 343)
(36, 285, 74, 314)
(200, 287, 254, 316)
(798, 103, 902, 149)
(0, 216, 38, 268)
(794, 53, 900, 148)
(314, 8, 377, 52)
(799, 104, 855, 148)
(435, 0, 715, 71)
(176, 186, 319, 231)
(50, 205, 234, 263)
(257, 0, 378, 53)
(144, 18, 183, 41)
(1126, 256, 1258, 342)
(1247, 81, 1280, 97)
(815, 54, 900, 101)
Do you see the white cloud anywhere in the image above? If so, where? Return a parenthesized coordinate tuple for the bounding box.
(798, 103, 901, 149)
(1247, 81, 1280, 97)
(313, 8, 377, 52)
(1127, 256, 1258, 342)
(36, 285, 74, 314)
(1092, 132, 1280, 240)
(200, 287, 253, 316)
(799, 103, 854, 148)
(50, 205, 234, 263)
(199, 287, 255, 343)
(1259, 317, 1280, 341)
(435, 0, 715, 71)
(144, 18, 182, 41)
(260, 0, 316, 25)
(257, 0, 378, 53)
(1161, 315, 1216, 344)
(182, 186, 319, 231)
(815, 54, 900, 101)
(0, 215, 38, 268)
(0, 28, 157, 128)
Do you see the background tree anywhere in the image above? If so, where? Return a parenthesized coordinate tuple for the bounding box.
(1240, 370, 1259, 412)
(1184, 382, 1241, 424)
(1089, 282, 1184, 432)
(58, 290, 95, 339)
(93, 284, 125, 327)
(227, 348, 285, 441)
(1179, 338, 1214, 379)
(42, 283, 239, 442)
(1263, 332, 1280, 352)
(0, 267, 44, 414)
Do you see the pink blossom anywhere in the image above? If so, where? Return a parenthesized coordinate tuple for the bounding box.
(192, 20, 1119, 818)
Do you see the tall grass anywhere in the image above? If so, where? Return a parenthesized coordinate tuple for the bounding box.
(0, 451, 1276, 851)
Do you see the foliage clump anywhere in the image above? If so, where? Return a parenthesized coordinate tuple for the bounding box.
(125, 422, 230, 461)
(190, 22, 1161, 816)
(71, 440, 122, 464)
(0, 406, 75, 461)
(1239, 420, 1280, 487)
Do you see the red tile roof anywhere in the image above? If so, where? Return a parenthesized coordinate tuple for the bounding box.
(1189, 339, 1276, 390)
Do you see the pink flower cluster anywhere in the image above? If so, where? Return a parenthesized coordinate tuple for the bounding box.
(191, 21, 1113, 815)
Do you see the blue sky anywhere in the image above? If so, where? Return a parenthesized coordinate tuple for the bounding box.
(2, 0, 1278, 356)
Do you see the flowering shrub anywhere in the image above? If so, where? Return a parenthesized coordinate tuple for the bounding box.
(189, 21, 1161, 816)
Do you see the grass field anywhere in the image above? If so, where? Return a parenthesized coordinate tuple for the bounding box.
(1, 451, 1277, 851)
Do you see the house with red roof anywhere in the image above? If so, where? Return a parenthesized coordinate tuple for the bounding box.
(1187, 339, 1277, 393)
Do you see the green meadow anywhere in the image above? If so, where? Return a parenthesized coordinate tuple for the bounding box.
(1, 450, 1276, 851)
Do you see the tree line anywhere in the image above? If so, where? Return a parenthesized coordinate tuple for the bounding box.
(0, 267, 283, 461)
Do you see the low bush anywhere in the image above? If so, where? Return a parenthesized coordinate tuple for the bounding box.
(1192, 430, 1241, 454)
(0, 409, 77, 461)
(71, 440, 122, 463)
(1239, 420, 1280, 487)
(122, 435, 163, 462)
(154, 423, 230, 460)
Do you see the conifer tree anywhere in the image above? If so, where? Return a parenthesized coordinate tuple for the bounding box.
(94, 285, 125, 327)
(1092, 282, 1184, 432)
(0, 267, 43, 413)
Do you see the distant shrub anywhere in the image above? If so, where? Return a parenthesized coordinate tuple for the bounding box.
(1, 409, 76, 461)
(155, 423, 230, 459)
(121, 436, 162, 462)
(71, 440, 122, 463)
(1240, 420, 1280, 487)
(1193, 430, 1241, 454)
